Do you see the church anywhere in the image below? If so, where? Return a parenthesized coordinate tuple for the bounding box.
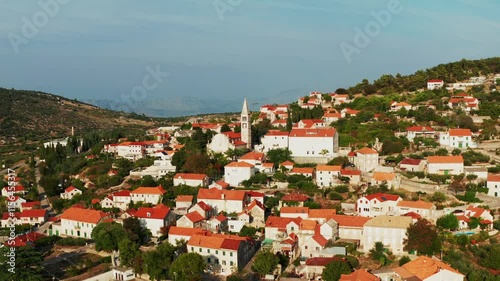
(207, 98, 252, 153)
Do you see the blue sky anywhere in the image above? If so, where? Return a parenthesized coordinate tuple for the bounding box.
(0, 0, 498, 112)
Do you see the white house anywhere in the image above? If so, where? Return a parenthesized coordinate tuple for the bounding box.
(2, 185, 27, 197)
(175, 195, 194, 209)
(371, 172, 399, 189)
(238, 152, 266, 172)
(100, 190, 132, 211)
(167, 226, 207, 246)
(187, 234, 255, 275)
(116, 141, 146, 161)
(6, 196, 26, 210)
(130, 185, 165, 204)
(246, 200, 265, 227)
(362, 216, 413, 254)
(405, 126, 435, 142)
(389, 101, 412, 112)
(340, 169, 361, 184)
(288, 128, 339, 163)
(265, 216, 302, 241)
(259, 131, 289, 153)
(356, 193, 402, 217)
(60, 186, 83, 200)
(399, 158, 426, 172)
(315, 165, 342, 188)
(427, 155, 464, 175)
(396, 200, 436, 220)
(487, 173, 500, 197)
(177, 211, 205, 229)
(18, 209, 48, 226)
(134, 205, 176, 237)
(197, 188, 248, 214)
(439, 129, 476, 149)
(207, 132, 248, 154)
(327, 215, 371, 242)
(189, 201, 215, 219)
(395, 256, 465, 281)
(427, 79, 444, 90)
(52, 206, 111, 238)
(296, 119, 326, 129)
(354, 147, 379, 172)
(224, 162, 255, 187)
(322, 112, 342, 124)
(173, 173, 209, 187)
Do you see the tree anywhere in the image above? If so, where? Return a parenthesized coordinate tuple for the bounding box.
(252, 251, 279, 276)
(118, 238, 141, 268)
(322, 259, 352, 281)
(0, 246, 44, 281)
(399, 256, 411, 266)
(239, 225, 258, 238)
(123, 217, 150, 244)
(169, 253, 205, 281)
(92, 222, 129, 252)
(436, 213, 459, 230)
(468, 217, 480, 229)
(144, 242, 177, 281)
(220, 124, 231, 132)
(404, 219, 441, 256)
(182, 153, 211, 173)
(266, 148, 292, 167)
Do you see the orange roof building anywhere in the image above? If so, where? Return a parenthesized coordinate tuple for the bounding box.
(395, 256, 463, 280)
(339, 269, 380, 281)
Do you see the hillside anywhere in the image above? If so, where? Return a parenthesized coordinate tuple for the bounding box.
(346, 57, 500, 95)
(0, 88, 162, 141)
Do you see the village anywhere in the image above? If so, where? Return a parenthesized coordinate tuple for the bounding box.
(1, 74, 500, 281)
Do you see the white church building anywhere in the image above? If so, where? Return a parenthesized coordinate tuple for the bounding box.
(207, 98, 252, 153)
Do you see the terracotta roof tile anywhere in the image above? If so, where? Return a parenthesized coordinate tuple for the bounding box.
(61, 207, 110, 224)
(401, 256, 462, 280)
(339, 269, 380, 281)
(185, 212, 205, 223)
(174, 173, 208, 180)
(131, 185, 166, 195)
(357, 147, 378, 155)
(289, 128, 336, 138)
(449, 128, 472, 137)
(427, 155, 463, 164)
(135, 205, 170, 219)
(197, 188, 247, 201)
(397, 200, 434, 209)
(225, 162, 254, 168)
(316, 165, 342, 172)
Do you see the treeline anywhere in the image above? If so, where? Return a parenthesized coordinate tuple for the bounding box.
(347, 57, 500, 95)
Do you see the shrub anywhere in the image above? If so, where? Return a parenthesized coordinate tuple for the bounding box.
(56, 237, 87, 246)
(334, 185, 350, 193)
(399, 255, 411, 266)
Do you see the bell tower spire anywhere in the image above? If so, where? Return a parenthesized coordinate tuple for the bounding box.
(240, 97, 251, 149)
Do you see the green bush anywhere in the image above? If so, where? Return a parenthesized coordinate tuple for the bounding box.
(56, 237, 88, 246)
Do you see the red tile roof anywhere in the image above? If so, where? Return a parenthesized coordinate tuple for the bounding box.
(280, 207, 309, 214)
(176, 195, 194, 202)
(400, 158, 422, 166)
(449, 128, 472, 137)
(339, 269, 380, 281)
(316, 165, 342, 172)
(427, 155, 463, 164)
(266, 130, 289, 136)
(65, 186, 77, 193)
(239, 152, 265, 161)
(487, 173, 500, 182)
(195, 201, 213, 211)
(403, 212, 422, 219)
(174, 173, 208, 181)
(61, 207, 110, 224)
(185, 211, 205, 223)
(397, 200, 434, 209)
(357, 147, 378, 155)
(20, 209, 46, 218)
(401, 256, 462, 280)
(225, 161, 254, 168)
(187, 234, 242, 251)
(289, 128, 336, 138)
(197, 188, 247, 201)
(312, 233, 328, 247)
(131, 185, 166, 195)
(290, 167, 314, 174)
(168, 226, 207, 237)
(265, 216, 302, 228)
(428, 79, 443, 83)
(329, 215, 371, 227)
(247, 200, 265, 211)
(364, 193, 401, 202)
(113, 190, 131, 197)
(21, 201, 41, 208)
(134, 205, 170, 219)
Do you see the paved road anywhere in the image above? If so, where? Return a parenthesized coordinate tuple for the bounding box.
(35, 160, 55, 217)
(0, 162, 24, 175)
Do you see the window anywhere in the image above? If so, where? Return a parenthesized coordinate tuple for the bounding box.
(230, 252, 233, 257)
(222, 260, 226, 265)
(223, 251, 226, 256)
(230, 261, 234, 266)
(199, 248, 202, 253)
(208, 249, 210, 253)
(207, 258, 211, 263)
(305, 246, 308, 249)
(191, 247, 194, 251)
(216, 250, 219, 254)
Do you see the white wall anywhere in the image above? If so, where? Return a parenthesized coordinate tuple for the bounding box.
(224, 167, 255, 187)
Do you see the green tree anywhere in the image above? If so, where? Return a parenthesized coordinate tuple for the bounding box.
(404, 219, 441, 256)
(266, 148, 292, 167)
(322, 259, 352, 281)
(436, 213, 459, 230)
(91, 222, 129, 252)
(169, 253, 205, 281)
(399, 256, 411, 266)
(220, 124, 231, 132)
(123, 217, 150, 244)
(252, 251, 279, 276)
(143, 242, 177, 281)
(0, 246, 44, 281)
(118, 238, 141, 268)
(239, 225, 258, 238)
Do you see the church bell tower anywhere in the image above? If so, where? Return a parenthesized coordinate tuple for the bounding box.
(241, 97, 252, 149)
